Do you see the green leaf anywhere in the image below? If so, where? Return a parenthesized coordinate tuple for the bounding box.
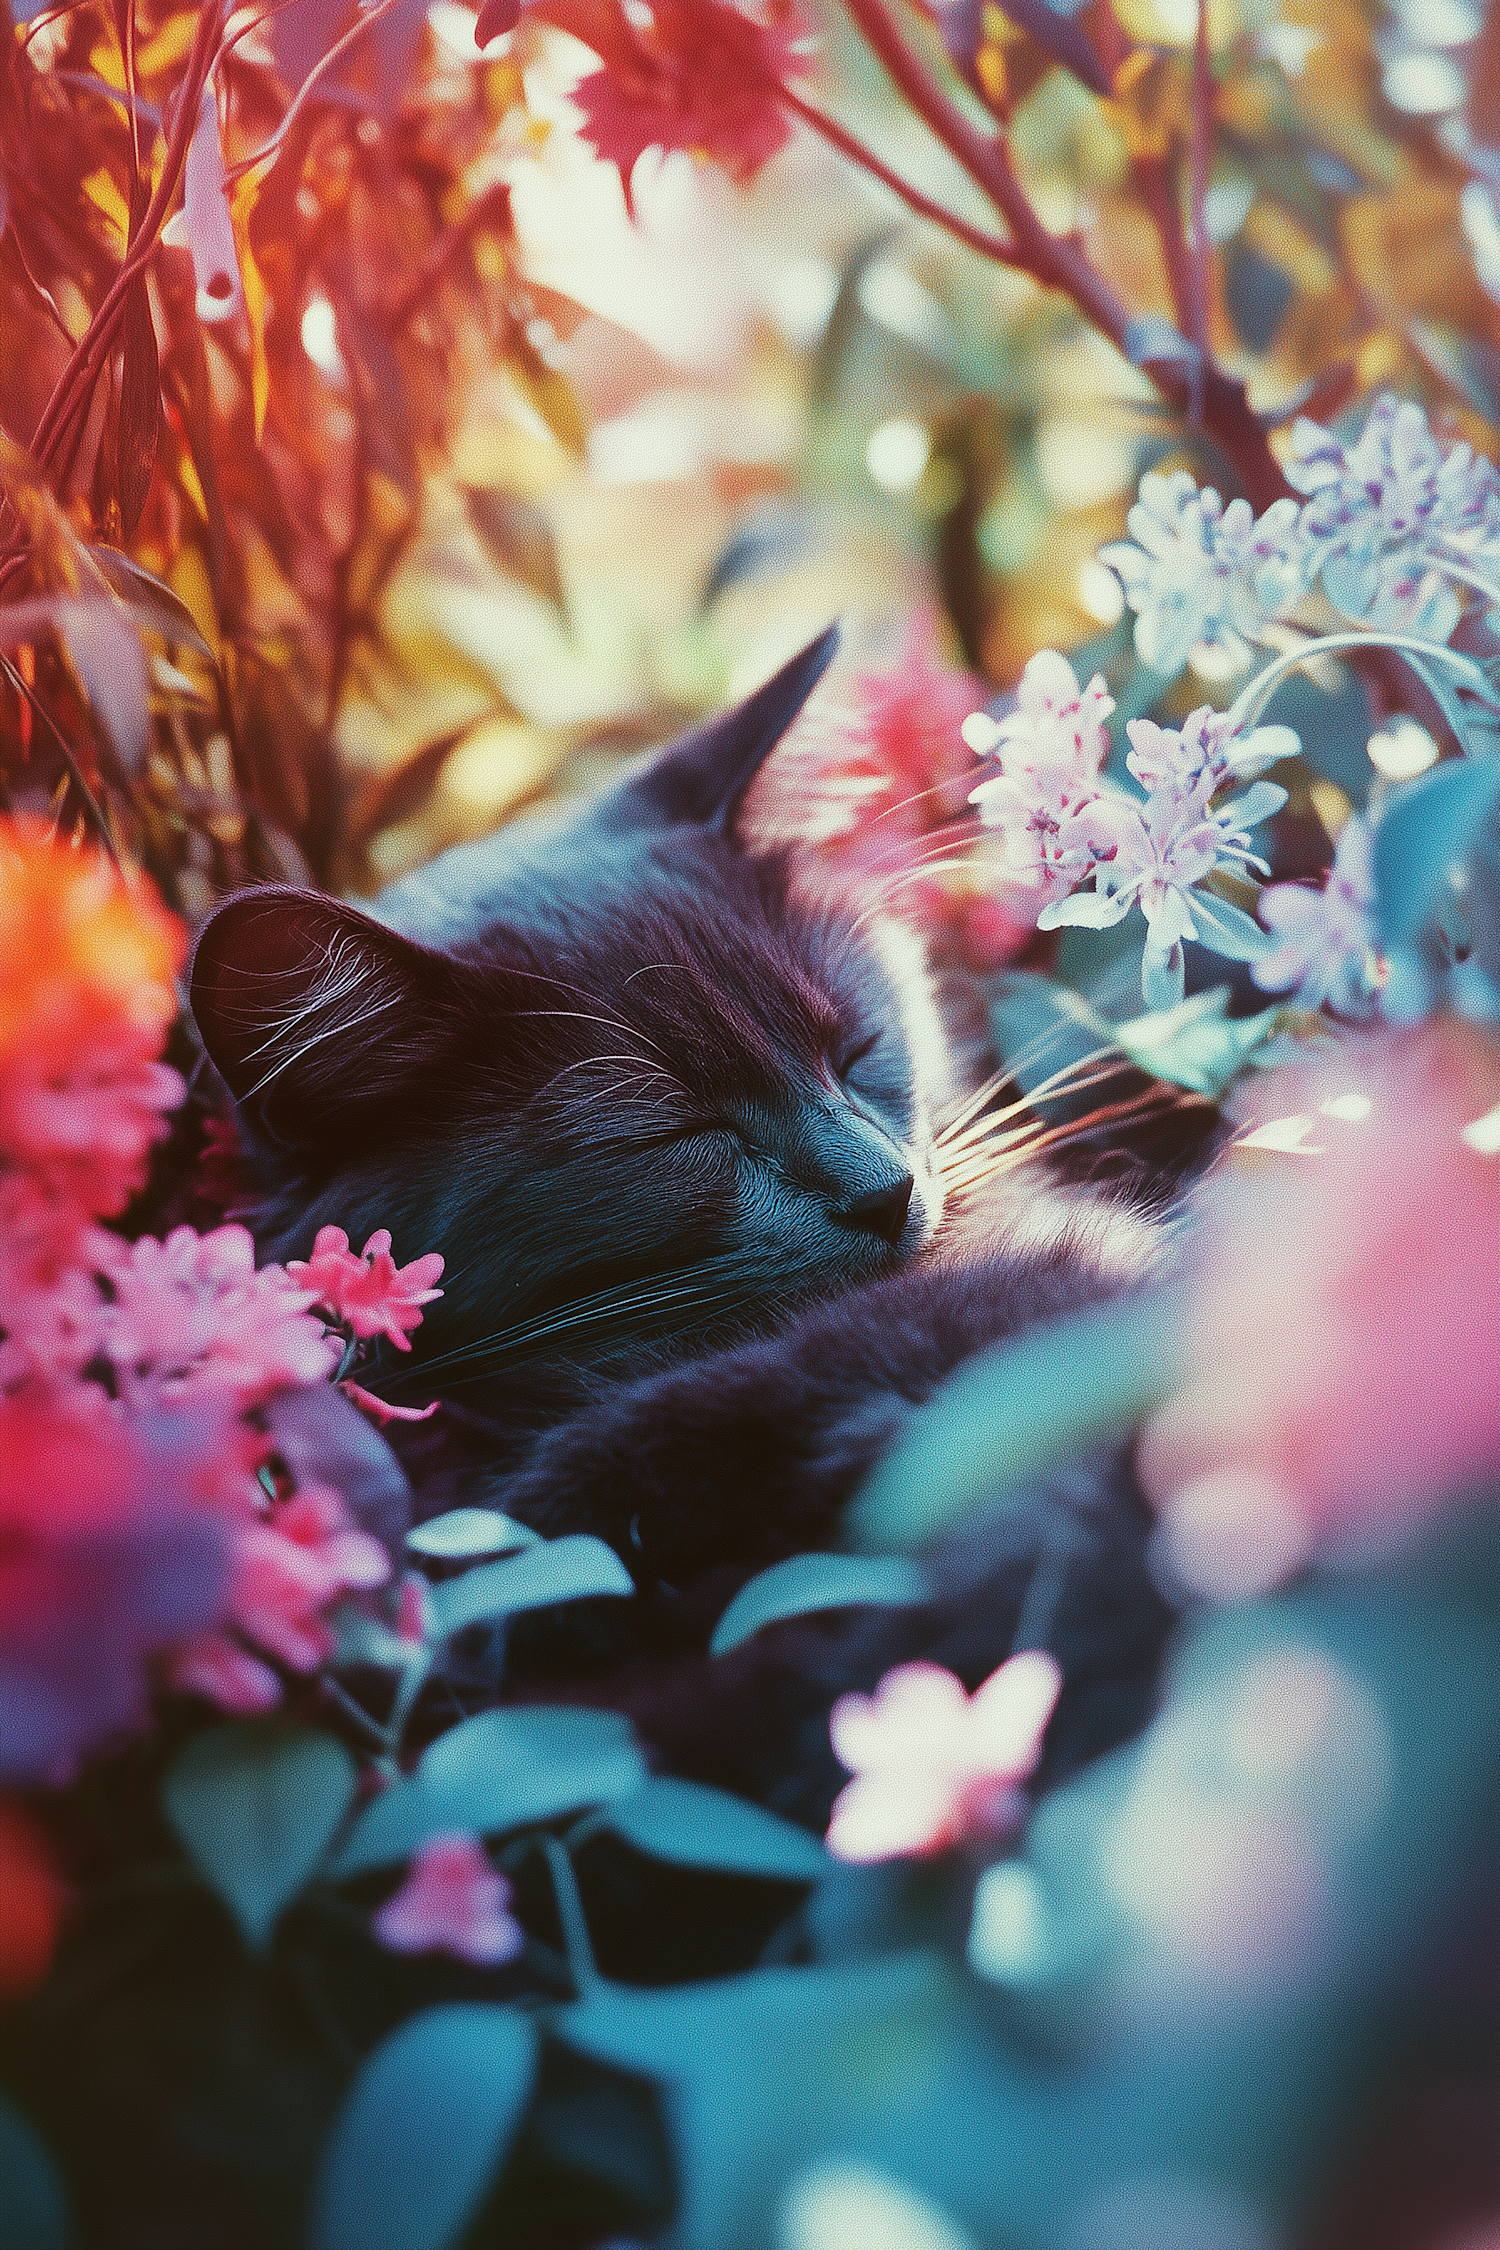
(0, 2094, 72, 2250)
(1186, 888, 1275, 962)
(162, 1723, 357, 1949)
(1373, 757, 1500, 945)
(86, 547, 214, 655)
(709, 1553, 927, 1657)
(557, 1956, 949, 2250)
(329, 1601, 417, 1671)
(331, 1707, 647, 1876)
(313, 2005, 538, 2250)
(847, 1289, 1186, 1552)
(1109, 989, 1283, 1099)
(599, 1778, 829, 1881)
(407, 1508, 541, 1560)
(428, 1535, 634, 1640)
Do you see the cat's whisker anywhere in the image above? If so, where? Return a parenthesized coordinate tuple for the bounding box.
(842, 853, 991, 944)
(939, 1082, 1199, 1194)
(937, 1070, 1141, 1158)
(406, 1260, 755, 1381)
(934, 1049, 1125, 1150)
(504, 973, 677, 1062)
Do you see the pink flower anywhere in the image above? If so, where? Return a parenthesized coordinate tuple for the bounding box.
(0, 1399, 231, 1779)
(96, 1225, 339, 1409)
(744, 614, 1007, 952)
(171, 1482, 390, 1710)
(1123, 707, 1296, 801)
(372, 1833, 525, 1964)
(1253, 814, 1380, 1016)
(825, 1651, 1063, 1862)
(558, 0, 811, 204)
(1140, 1020, 1500, 1589)
(287, 1227, 444, 1353)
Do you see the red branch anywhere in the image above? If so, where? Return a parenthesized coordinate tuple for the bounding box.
(811, 0, 1293, 509)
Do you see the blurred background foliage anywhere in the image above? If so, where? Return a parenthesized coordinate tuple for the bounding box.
(5, 0, 1500, 906)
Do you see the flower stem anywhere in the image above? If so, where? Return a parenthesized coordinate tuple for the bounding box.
(537, 1834, 602, 1999)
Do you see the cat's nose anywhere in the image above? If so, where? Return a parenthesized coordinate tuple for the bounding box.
(836, 1173, 914, 1246)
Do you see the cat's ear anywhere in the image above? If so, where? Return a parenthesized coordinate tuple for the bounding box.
(190, 887, 466, 1142)
(615, 624, 838, 838)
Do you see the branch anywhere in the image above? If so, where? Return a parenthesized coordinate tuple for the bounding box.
(221, 0, 405, 188)
(779, 87, 1020, 267)
(832, 0, 1294, 509)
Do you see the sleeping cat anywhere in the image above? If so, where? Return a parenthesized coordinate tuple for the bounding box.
(190, 628, 1177, 1828)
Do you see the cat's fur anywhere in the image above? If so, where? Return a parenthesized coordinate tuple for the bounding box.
(190, 629, 1177, 1824)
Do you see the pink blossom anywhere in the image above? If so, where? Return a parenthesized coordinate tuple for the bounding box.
(0, 1399, 231, 1778)
(372, 1833, 525, 1964)
(1252, 814, 1380, 1016)
(97, 1225, 339, 1409)
(1140, 1021, 1500, 1583)
(1123, 707, 1298, 802)
(172, 1482, 390, 1708)
(825, 1651, 1063, 1862)
(968, 651, 1119, 919)
(287, 1226, 444, 1352)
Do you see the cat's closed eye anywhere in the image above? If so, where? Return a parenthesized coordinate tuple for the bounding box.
(833, 1033, 880, 1081)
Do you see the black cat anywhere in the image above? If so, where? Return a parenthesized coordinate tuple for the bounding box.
(190, 629, 1177, 1827)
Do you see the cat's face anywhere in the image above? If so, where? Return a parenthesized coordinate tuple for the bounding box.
(191, 633, 951, 1393)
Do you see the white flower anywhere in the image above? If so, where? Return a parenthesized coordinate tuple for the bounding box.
(1251, 813, 1380, 1015)
(1100, 473, 1308, 679)
(1040, 766, 1286, 1010)
(968, 650, 1117, 913)
(1288, 392, 1500, 635)
(979, 648, 1114, 777)
(1123, 706, 1301, 800)
(825, 1653, 1062, 1863)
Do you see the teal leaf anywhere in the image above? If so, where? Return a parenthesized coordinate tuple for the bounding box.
(1110, 989, 1283, 1098)
(1036, 889, 1132, 932)
(428, 1535, 634, 1640)
(407, 1508, 541, 1560)
(709, 1553, 927, 1657)
(847, 1290, 1186, 1552)
(556, 1956, 948, 2250)
(162, 1723, 357, 1949)
(1373, 757, 1500, 946)
(985, 971, 1114, 1126)
(329, 1601, 416, 1670)
(600, 1777, 829, 1881)
(1185, 888, 1276, 961)
(1219, 780, 1287, 828)
(312, 2005, 537, 2250)
(0, 2095, 72, 2250)
(331, 1707, 647, 1876)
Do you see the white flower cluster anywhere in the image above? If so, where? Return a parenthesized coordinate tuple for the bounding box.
(1102, 392, 1500, 678)
(970, 652, 1298, 1011)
